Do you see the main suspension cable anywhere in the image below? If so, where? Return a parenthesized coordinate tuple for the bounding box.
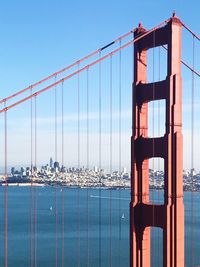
(0, 30, 134, 105)
(162, 45, 200, 77)
(0, 18, 171, 115)
(182, 22, 200, 42)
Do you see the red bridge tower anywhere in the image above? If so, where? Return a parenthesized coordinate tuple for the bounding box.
(130, 14, 184, 267)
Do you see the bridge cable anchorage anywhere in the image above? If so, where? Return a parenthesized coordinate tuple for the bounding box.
(98, 51, 102, 267)
(109, 54, 113, 267)
(77, 63, 80, 267)
(86, 67, 90, 267)
(118, 39, 122, 267)
(191, 35, 195, 267)
(54, 75, 58, 267)
(4, 103, 8, 267)
(61, 80, 65, 267)
(0, 30, 134, 106)
(0, 19, 171, 115)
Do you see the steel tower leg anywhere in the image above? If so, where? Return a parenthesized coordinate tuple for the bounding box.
(130, 14, 184, 267)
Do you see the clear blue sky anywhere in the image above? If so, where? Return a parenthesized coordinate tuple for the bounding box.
(0, 0, 200, 170)
(0, 0, 199, 97)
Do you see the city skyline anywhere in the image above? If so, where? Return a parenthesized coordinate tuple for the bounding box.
(1, 157, 199, 193)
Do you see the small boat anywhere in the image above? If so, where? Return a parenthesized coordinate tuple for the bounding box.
(121, 213, 125, 219)
(49, 206, 53, 211)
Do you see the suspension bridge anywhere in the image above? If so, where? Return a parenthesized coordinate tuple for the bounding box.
(0, 12, 200, 267)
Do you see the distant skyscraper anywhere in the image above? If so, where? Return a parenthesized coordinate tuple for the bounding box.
(54, 161, 59, 169)
(190, 168, 196, 177)
(50, 157, 53, 168)
(54, 161, 60, 172)
(11, 167, 15, 176)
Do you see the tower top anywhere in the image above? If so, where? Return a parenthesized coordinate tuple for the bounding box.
(138, 22, 143, 28)
(170, 11, 182, 25)
(172, 10, 177, 17)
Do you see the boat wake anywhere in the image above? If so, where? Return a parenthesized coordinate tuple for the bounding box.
(90, 195, 129, 201)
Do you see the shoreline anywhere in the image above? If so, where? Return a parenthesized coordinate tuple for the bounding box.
(0, 183, 200, 193)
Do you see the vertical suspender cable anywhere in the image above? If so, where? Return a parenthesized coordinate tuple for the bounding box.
(55, 76, 58, 161)
(86, 68, 90, 267)
(77, 63, 80, 267)
(30, 87, 34, 267)
(109, 55, 113, 267)
(54, 76, 58, 267)
(152, 31, 156, 265)
(157, 47, 161, 262)
(118, 40, 122, 267)
(30, 88, 33, 174)
(98, 51, 102, 267)
(61, 81, 65, 267)
(4, 104, 8, 267)
(191, 35, 195, 267)
(34, 96, 37, 267)
(131, 32, 135, 266)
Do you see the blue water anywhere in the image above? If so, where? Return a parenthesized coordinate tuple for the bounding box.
(0, 187, 199, 267)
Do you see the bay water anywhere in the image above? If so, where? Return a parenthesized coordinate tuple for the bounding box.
(0, 187, 199, 266)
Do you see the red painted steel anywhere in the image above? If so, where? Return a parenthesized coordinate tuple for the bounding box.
(131, 14, 184, 267)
